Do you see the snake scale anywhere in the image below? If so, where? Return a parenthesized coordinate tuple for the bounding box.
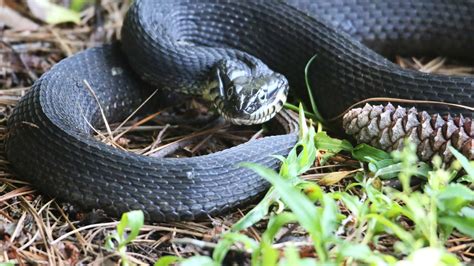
(5, 0, 474, 221)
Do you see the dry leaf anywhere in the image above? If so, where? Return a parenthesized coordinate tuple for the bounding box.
(27, 0, 81, 25)
(318, 170, 358, 186)
(0, 6, 39, 30)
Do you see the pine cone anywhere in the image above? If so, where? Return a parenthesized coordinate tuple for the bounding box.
(342, 103, 474, 163)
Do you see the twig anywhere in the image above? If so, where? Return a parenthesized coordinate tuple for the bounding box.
(249, 128, 265, 140)
(112, 110, 162, 142)
(149, 124, 170, 151)
(111, 88, 159, 135)
(9, 211, 26, 243)
(329, 97, 474, 122)
(51, 223, 206, 245)
(0, 186, 35, 202)
(190, 134, 213, 154)
(50, 222, 119, 245)
(82, 79, 114, 141)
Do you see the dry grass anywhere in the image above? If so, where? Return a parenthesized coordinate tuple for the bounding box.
(0, 1, 473, 264)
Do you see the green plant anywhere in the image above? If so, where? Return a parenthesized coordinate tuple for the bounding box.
(105, 210, 144, 266)
(351, 141, 471, 264)
(29, 0, 81, 24)
(154, 105, 474, 265)
(70, 0, 95, 12)
(155, 105, 387, 265)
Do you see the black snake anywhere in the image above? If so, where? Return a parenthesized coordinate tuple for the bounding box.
(5, 0, 474, 221)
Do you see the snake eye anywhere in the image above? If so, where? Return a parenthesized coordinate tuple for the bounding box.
(258, 91, 266, 101)
(227, 87, 233, 97)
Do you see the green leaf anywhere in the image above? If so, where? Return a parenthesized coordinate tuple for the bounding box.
(71, 0, 93, 11)
(213, 233, 258, 264)
(232, 189, 277, 231)
(104, 235, 118, 251)
(314, 131, 352, 153)
(338, 243, 378, 263)
(368, 159, 397, 173)
(242, 163, 335, 262)
(374, 162, 430, 179)
(244, 164, 318, 228)
(297, 181, 323, 202)
(296, 141, 316, 175)
(279, 144, 301, 179)
(118, 210, 144, 247)
(457, 174, 474, 183)
(352, 144, 391, 164)
(440, 252, 463, 266)
(449, 147, 474, 181)
(242, 164, 319, 238)
(363, 179, 392, 208)
(298, 103, 309, 140)
(439, 216, 474, 238)
(154, 256, 181, 266)
(320, 194, 339, 240)
(258, 242, 279, 266)
(460, 207, 474, 218)
(437, 184, 474, 213)
(262, 212, 297, 244)
(180, 256, 215, 266)
(335, 192, 366, 220)
(297, 123, 317, 175)
(280, 246, 322, 266)
(365, 214, 416, 245)
(28, 0, 81, 24)
(281, 107, 317, 177)
(233, 108, 319, 231)
(314, 131, 352, 164)
(438, 183, 474, 201)
(279, 153, 298, 178)
(282, 245, 301, 266)
(104, 210, 144, 265)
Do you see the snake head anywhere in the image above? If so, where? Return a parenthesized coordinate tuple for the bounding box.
(208, 60, 289, 125)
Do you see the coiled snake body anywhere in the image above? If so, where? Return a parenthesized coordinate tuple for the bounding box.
(5, 0, 474, 221)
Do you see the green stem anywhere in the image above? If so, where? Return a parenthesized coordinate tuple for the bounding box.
(312, 236, 328, 262)
(429, 193, 439, 247)
(284, 103, 318, 120)
(304, 55, 325, 123)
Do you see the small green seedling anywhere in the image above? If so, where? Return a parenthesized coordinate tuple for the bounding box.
(105, 210, 144, 266)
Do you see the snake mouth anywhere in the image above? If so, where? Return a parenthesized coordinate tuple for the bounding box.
(215, 91, 287, 125)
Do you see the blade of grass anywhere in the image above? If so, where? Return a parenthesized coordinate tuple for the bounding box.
(242, 163, 328, 261)
(304, 55, 325, 123)
(284, 102, 318, 121)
